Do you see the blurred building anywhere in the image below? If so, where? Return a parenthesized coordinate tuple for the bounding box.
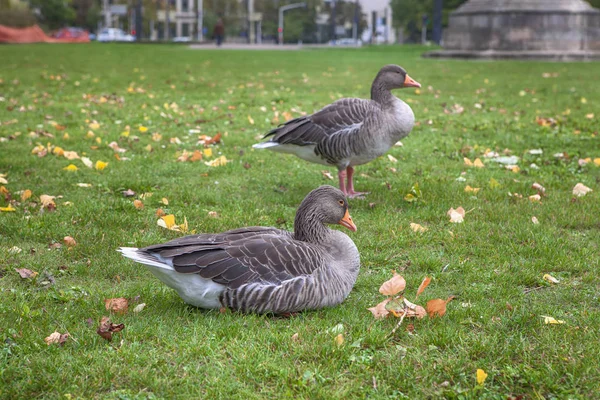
(358, 0, 395, 44)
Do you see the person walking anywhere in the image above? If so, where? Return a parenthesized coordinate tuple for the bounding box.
(213, 18, 224, 47)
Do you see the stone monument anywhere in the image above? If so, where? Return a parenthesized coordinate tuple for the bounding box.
(425, 0, 600, 60)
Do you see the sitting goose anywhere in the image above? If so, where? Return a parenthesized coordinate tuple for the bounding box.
(119, 185, 360, 314)
(253, 64, 420, 198)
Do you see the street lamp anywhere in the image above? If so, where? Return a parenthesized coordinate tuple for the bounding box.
(278, 2, 307, 45)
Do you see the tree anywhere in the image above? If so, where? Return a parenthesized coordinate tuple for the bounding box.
(391, 0, 467, 42)
(30, 0, 76, 30)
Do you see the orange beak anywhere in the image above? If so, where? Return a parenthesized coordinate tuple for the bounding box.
(404, 74, 421, 88)
(338, 209, 357, 232)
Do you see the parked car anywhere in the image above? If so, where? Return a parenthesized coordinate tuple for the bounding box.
(97, 28, 135, 42)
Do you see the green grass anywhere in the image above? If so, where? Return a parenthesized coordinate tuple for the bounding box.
(1, 43, 599, 399)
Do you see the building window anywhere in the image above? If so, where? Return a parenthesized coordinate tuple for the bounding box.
(182, 23, 189, 37)
(182, 0, 189, 11)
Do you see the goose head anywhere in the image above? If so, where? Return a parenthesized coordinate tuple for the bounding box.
(375, 64, 421, 90)
(295, 186, 357, 241)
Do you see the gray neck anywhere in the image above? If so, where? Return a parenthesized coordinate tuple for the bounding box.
(371, 79, 394, 104)
(294, 205, 329, 243)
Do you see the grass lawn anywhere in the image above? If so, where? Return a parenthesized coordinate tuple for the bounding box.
(1, 43, 599, 399)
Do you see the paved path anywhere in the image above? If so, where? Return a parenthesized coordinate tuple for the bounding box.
(189, 43, 307, 50)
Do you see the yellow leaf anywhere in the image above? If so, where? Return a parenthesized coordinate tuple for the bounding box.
(95, 161, 108, 171)
(161, 197, 169, 205)
(52, 146, 64, 156)
(152, 132, 162, 142)
(463, 157, 473, 167)
(89, 122, 100, 130)
(409, 223, 427, 233)
(139, 126, 148, 133)
(594, 158, 600, 167)
(0, 205, 16, 212)
(464, 185, 480, 194)
(86, 131, 95, 139)
(247, 115, 255, 125)
(528, 194, 541, 202)
(542, 315, 565, 324)
(203, 148, 213, 158)
(63, 164, 78, 172)
(489, 178, 500, 189)
(204, 156, 229, 167)
(476, 369, 488, 385)
(581, 97, 587, 104)
(473, 158, 484, 168)
(21, 189, 32, 201)
(387, 154, 398, 163)
(543, 274, 559, 284)
(144, 144, 153, 152)
(334, 333, 344, 347)
(157, 214, 176, 229)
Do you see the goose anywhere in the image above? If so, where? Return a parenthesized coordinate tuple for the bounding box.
(253, 64, 421, 198)
(119, 185, 360, 314)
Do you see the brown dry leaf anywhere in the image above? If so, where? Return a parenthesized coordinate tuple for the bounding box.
(464, 185, 480, 194)
(334, 333, 344, 346)
(291, 332, 300, 342)
(426, 296, 456, 318)
(155, 208, 165, 217)
(15, 268, 38, 279)
(44, 331, 69, 346)
(367, 298, 391, 319)
(416, 276, 432, 299)
(403, 298, 427, 319)
(40, 194, 56, 211)
(528, 194, 541, 202)
(379, 271, 406, 296)
(205, 132, 222, 145)
(447, 207, 465, 223)
(133, 199, 144, 209)
(321, 170, 333, 180)
(97, 316, 125, 341)
(21, 189, 32, 202)
(63, 151, 80, 160)
(532, 182, 546, 194)
(104, 298, 129, 314)
(63, 236, 77, 247)
(191, 150, 203, 161)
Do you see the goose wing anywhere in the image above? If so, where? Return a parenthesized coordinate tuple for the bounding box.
(141, 227, 326, 289)
(264, 98, 378, 146)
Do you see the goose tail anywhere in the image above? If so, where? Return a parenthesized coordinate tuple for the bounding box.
(118, 247, 173, 270)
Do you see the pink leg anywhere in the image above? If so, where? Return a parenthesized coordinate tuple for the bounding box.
(338, 169, 347, 195)
(346, 166, 369, 198)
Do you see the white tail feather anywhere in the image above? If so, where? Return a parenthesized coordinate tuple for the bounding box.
(118, 247, 173, 270)
(252, 142, 279, 149)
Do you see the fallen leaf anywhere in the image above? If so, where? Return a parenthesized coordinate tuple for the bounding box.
(122, 189, 136, 197)
(44, 331, 69, 346)
(0, 205, 16, 212)
(157, 214, 188, 232)
(63, 151, 80, 160)
(334, 333, 344, 346)
(63, 236, 77, 247)
(379, 272, 406, 296)
(291, 332, 300, 342)
(321, 170, 333, 180)
(95, 160, 108, 171)
(416, 277, 431, 298)
(542, 315, 565, 325)
(160, 197, 169, 205)
(447, 207, 465, 223)
(132, 303, 146, 313)
(489, 178, 500, 189)
(464, 185, 480, 194)
(247, 115, 255, 125)
(532, 182, 545, 194)
(133, 199, 144, 209)
(191, 150, 203, 161)
(139, 126, 148, 132)
(63, 164, 78, 172)
(573, 183, 592, 197)
(155, 208, 165, 217)
(104, 298, 129, 314)
(387, 154, 398, 163)
(367, 298, 391, 319)
(89, 122, 100, 130)
(476, 369, 488, 385)
(81, 157, 93, 168)
(409, 223, 427, 233)
(76, 183, 92, 188)
(473, 158, 484, 168)
(528, 194, 541, 202)
(543, 274, 559, 284)
(204, 155, 229, 167)
(39, 194, 56, 211)
(594, 158, 600, 167)
(8, 246, 22, 254)
(402, 298, 427, 319)
(203, 148, 213, 158)
(15, 268, 38, 279)
(531, 216, 539, 224)
(426, 298, 448, 318)
(208, 211, 219, 218)
(97, 316, 125, 341)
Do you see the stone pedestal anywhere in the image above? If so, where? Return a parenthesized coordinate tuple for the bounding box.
(425, 0, 600, 60)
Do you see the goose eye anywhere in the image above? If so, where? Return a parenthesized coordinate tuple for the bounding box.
(338, 200, 345, 206)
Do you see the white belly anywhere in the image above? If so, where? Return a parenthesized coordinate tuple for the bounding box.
(264, 143, 332, 166)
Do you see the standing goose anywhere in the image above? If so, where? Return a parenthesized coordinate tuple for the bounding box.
(119, 186, 360, 314)
(253, 64, 421, 197)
